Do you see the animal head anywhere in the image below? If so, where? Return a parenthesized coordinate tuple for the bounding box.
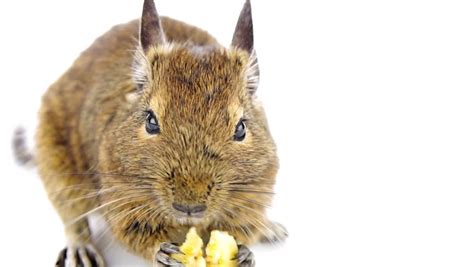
(101, 0, 278, 229)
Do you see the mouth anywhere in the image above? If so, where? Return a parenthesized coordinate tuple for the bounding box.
(173, 213, 206, 225)
(171, 203, 207, 225)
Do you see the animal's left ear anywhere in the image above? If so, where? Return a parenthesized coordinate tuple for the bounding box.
(232, 0, 259, 94)
(131, 0, 166, 95)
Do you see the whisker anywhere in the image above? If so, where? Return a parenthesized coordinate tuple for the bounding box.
(54, 187, 154, 208)
(97, 204, 148, 242)
(230, 195, 271, 209)
(220, 207, 252, 242)
(224, 188, 275, 195)
(65, 195, 144, 226)
(220, 181, 276, 187)
(48, 182, 155, 196)
(225, 202, 280, 245)
(66, 172, 158, 181)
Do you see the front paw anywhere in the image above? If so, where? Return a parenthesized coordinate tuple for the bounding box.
(235, 244, 255, 267)
(155, 242, 184, 267)
(55, 244, 104, 267)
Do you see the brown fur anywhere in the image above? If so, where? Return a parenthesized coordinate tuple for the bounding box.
(35, 0, 283, 264)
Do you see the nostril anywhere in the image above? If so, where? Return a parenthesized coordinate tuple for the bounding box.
(190, 204, 207, 214)
(172, 202, 207, 215)
(172, 203, 189, 213)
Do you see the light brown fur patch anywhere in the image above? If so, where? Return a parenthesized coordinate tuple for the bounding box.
(35, 7, 280, 265)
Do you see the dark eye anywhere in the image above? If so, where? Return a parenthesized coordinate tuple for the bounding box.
(234, 119, 246, 141)
(145, 110, 160, 134)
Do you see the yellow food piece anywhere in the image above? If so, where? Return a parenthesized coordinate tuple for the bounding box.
(180, 227, 204, 258)
(172, 228, 239, 267)
(172, 254, 206, 267)
(205, 230, 238, 267)
(172, 227, 206, 267)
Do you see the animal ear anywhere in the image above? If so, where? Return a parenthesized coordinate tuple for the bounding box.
(231, 0, 254, 53)
(232, 0, 260, 94)
(140, 0, 166, 52)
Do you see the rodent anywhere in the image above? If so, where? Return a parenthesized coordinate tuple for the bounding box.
(30, 0, 287, 266)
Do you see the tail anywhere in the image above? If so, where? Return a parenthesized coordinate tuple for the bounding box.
(12, 127, 35, 168)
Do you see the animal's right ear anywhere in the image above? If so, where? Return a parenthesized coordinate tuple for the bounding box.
(231, 0, 254, 54)
(140, 0, 166, 52)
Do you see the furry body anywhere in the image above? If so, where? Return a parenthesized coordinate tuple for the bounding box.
(35, 1, 284, 265)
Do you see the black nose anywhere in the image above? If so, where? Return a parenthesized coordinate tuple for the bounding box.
(172, 203, 207, 216)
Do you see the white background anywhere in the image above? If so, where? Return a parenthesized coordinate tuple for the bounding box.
(0, 0, 473, 266)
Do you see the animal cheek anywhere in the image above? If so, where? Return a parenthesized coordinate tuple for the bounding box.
(206, 181, 216, 196)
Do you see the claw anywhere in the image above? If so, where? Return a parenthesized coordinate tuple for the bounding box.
(160, 242, 183, 255)
(55, 244, 104, 267)
(236, 244, 255, 267)
(155, 242, 185, 267)
(55, 248, 67, 267)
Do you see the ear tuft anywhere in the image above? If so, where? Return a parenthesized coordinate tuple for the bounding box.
(246, 50, 260, 94)
(131, 48, 150, 92)
(140, 0, 166, 52)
